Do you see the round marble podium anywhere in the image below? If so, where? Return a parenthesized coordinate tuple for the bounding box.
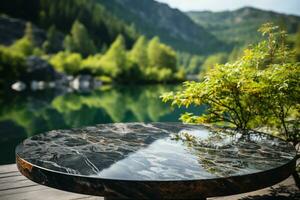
(16, 123, 296, 199)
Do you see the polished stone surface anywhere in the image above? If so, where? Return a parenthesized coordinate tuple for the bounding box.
(16, 123, 297, 199)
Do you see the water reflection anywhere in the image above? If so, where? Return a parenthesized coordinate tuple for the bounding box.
(173, 129, 295, 177)
(0, 85, 203, 164)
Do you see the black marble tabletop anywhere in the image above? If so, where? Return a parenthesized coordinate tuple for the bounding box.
(16, 123, 297, 199)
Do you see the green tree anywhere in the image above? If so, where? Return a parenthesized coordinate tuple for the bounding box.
(63, 20, 96, 56)
(99, 35, 127, 78)
(187, 55, 204, 74)
(9, 22, 36, 56)
(162, 24, 300, 186)
(147, 37, 177, 71)
(162, 23, 300, 141)
(159, 44, 177, 71)
(0, 46, 26, 86)
(129, 36, 148, 69)
(42, 25, 62, 53)
(49, 51, 82, 74)
(147, 37, 160, 67)
(144, 67, 173, 82)
(200, 53, 227, 79)
(80, 54, 103, 75)
(24, 22, 34, 43)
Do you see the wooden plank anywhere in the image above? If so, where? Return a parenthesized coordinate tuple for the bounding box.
(0, 164, 18, 173)
(0, 174, 26, 184)
(0, 164, 100, 200)
(0, 187, 102, 200)
(0, 172, 20, 178)
(0, 170, 19, 175)
(0, 164, 298, 200)
(0, 179, 38, 190)
(0, 185, 49, 197)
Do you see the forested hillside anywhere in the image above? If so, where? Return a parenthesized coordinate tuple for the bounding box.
(187, 7, 300, 46)
(0, 0, 191, 85)
(184, 7, 300, 75)
(97, 0, 226, 54)
(0, 0, 138, 49)
(0, 0, 299, 85)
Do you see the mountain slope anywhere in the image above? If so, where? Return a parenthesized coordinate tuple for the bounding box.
(187, 7, 300, 46)
(0, 0, 228, 54)
(0, 0, 138, 49)
(97, 0, 227, 54)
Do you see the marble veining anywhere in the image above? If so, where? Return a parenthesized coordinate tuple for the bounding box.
(16, 123, 296, 181)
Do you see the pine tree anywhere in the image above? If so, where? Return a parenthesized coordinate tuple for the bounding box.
(24, 22, 34, 43)
(159, 44, 177, 71)
(43, 25, 62, 53)
(147, 37, 161, 68)
(63, 20, 96, 56)
(147, 37, 177, 71)
(9, 22, 36, 56)
(100, 35, 127, 78)
(129, 36, 148, 69)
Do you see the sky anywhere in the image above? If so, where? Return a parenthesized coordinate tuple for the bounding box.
(155, 0, 300, 16)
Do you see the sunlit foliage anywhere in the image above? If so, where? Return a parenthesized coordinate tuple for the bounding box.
(0, 47, 26, 85)
(99, 35, 127, 78)
(129, 36, 148, 70)
(9, 22, 39, 57)
(162, 23, 300, 145)
(49, 51, 83, 75)
(147, 37, 177, 72)
(49, 34, 182, 82)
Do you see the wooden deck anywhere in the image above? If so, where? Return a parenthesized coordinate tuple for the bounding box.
(0, 164, 299, 200)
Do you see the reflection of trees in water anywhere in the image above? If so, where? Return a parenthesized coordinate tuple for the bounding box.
(173, 131, 243, 177)
(0, 90, 63, 137)
(0, 85, 196, 164)
(0, 85, 180, 137)
(51, 85, 174, 125)
(174, 130, 292, 177)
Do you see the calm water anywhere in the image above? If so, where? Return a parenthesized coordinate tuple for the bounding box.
(0, 85, 203, 164)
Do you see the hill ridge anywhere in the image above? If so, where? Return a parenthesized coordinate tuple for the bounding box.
(186, 6, 300, 46)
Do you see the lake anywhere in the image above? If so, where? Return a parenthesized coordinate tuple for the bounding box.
(0, 84, 203, 165)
